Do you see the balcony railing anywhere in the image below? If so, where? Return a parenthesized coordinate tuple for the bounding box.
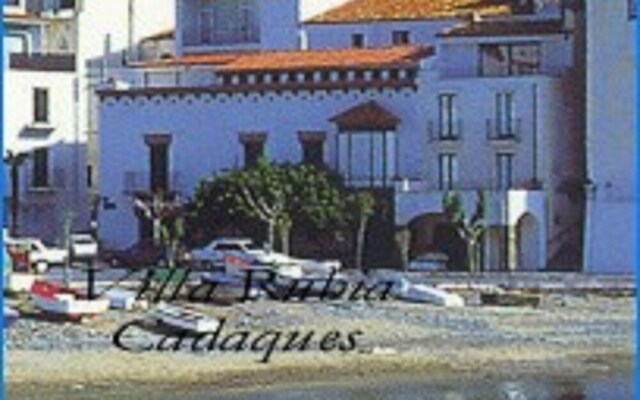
(486, 118, 522, 143)
(427, 120, 463, 142)
(9, 52, 76, 72)
(394, 178, 542, 194)
(123, 171, 184, 195)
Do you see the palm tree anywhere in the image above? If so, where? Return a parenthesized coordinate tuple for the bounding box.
(3, 151, 29, 236)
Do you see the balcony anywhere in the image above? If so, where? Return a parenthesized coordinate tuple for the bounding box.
(427, 120, 463, 143)
(123, 171, 184, 195)
(394, 179, 544, 227)
(486, 118, 522, 144)
(9, 52, 76, 72)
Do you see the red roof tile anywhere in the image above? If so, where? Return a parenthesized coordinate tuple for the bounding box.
(137, 45, 433, 72)
(331, 100, 400, 131)
(306, 0, 514, 24)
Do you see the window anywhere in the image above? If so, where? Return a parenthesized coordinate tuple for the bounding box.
(58, 0, 75, 9)
(33, 88, 49, 124)
(496, 153, 514, 190)
(438, 94, 458, 139)
(351, 33, 365, 48)
(392, 30, 410, 45)
(199, 0, 258, 45)
(495, 91, 516, 137)
(149, 143, 169, 193)
(144, 134, 172, 193)
(629, 0, 637, 19)
(439, 154, 458, 191)
(4, 0, 20, 5)
(240, 133, 266, 168)
(87, 165, 93, 188)
(299, 133, 325, 165)
(32, 148, 49, 188)
(337, 132, 396, 187)
(480, 43, 540, 76)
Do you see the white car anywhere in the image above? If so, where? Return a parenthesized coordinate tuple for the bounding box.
(70, 234, 99, 260)
(191, 238, 289, 266)
(5, 237, 68, 273)
(190, 238, 340, 277)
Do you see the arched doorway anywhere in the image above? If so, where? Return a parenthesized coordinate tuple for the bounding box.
(407, 213, 446, 259)
(517, 213, 540, 271)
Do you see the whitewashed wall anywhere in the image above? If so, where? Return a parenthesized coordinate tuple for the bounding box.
(304, 20, 459, 50)
(3, 67, 78, 242)
(584, 0, 637, 274)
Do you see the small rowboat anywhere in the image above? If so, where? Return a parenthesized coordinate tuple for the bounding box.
(393, 278, 465, 307)
(30, 281, 109, 319)
(149, 302, 219, 333)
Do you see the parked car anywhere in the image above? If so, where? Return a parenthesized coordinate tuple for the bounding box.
(101, 239, 165, 268)
(5, 237, 68, 273)
(190, 238, 340, 277)
(70, 233, 99, 260)
(408, 252, 448, 272)
(190, 238, 291, 266)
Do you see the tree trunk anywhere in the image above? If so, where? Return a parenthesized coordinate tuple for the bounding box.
(355, 218, 368, 270)
(266, 220, 275, 252)
(278, 222, 292, 255)
(467, 240, 477, 273)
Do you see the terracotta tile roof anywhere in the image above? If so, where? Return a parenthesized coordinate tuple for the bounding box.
(306, 0, 514, 24)
(137, 45, 433, 72)
(439, 19, 569, 37)
(331, 100, 400, 131)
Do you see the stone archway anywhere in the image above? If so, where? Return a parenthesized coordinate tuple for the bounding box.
(517, 213, 540, 271)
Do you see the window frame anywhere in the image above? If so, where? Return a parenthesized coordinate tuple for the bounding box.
(438, 153, 458, 191)
(32, 148, 50, 188)
(496, 153, 514, 190)
(438, 93, 458, 139)
(33, 87, 49, 124)
(479, 42, 541, 77)
(351, 33, 365, 48)
(392, 30, 411, 45)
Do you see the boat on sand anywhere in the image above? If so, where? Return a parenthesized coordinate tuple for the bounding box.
(30, 281, 109, 319)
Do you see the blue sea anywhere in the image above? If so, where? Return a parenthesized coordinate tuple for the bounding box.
(10, 372, 633, 400)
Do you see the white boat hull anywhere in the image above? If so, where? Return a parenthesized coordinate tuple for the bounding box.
(151, 303, 219, 333)
(32, 294, 110, 316)
(394, 279, 465, 307)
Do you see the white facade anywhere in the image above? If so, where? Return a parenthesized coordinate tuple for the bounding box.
(3, 0, 175, 243)
(584, 0, 637, 274)
(96, 0, 587, 273)
(4, 2, 79, 243)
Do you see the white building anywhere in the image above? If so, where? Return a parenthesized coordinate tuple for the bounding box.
(3, 0, 174, 243)
(96, 0, 588, 272)
(583, 0, 637, 274)
(4, 0, 79, 242)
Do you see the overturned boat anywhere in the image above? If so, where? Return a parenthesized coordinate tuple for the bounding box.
(149, 302, 220, 333)
(30, 281, 110, 318)
(392, 278, 465, 307)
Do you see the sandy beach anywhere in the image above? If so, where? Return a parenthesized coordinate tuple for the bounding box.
(7, 286, 634, 398)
